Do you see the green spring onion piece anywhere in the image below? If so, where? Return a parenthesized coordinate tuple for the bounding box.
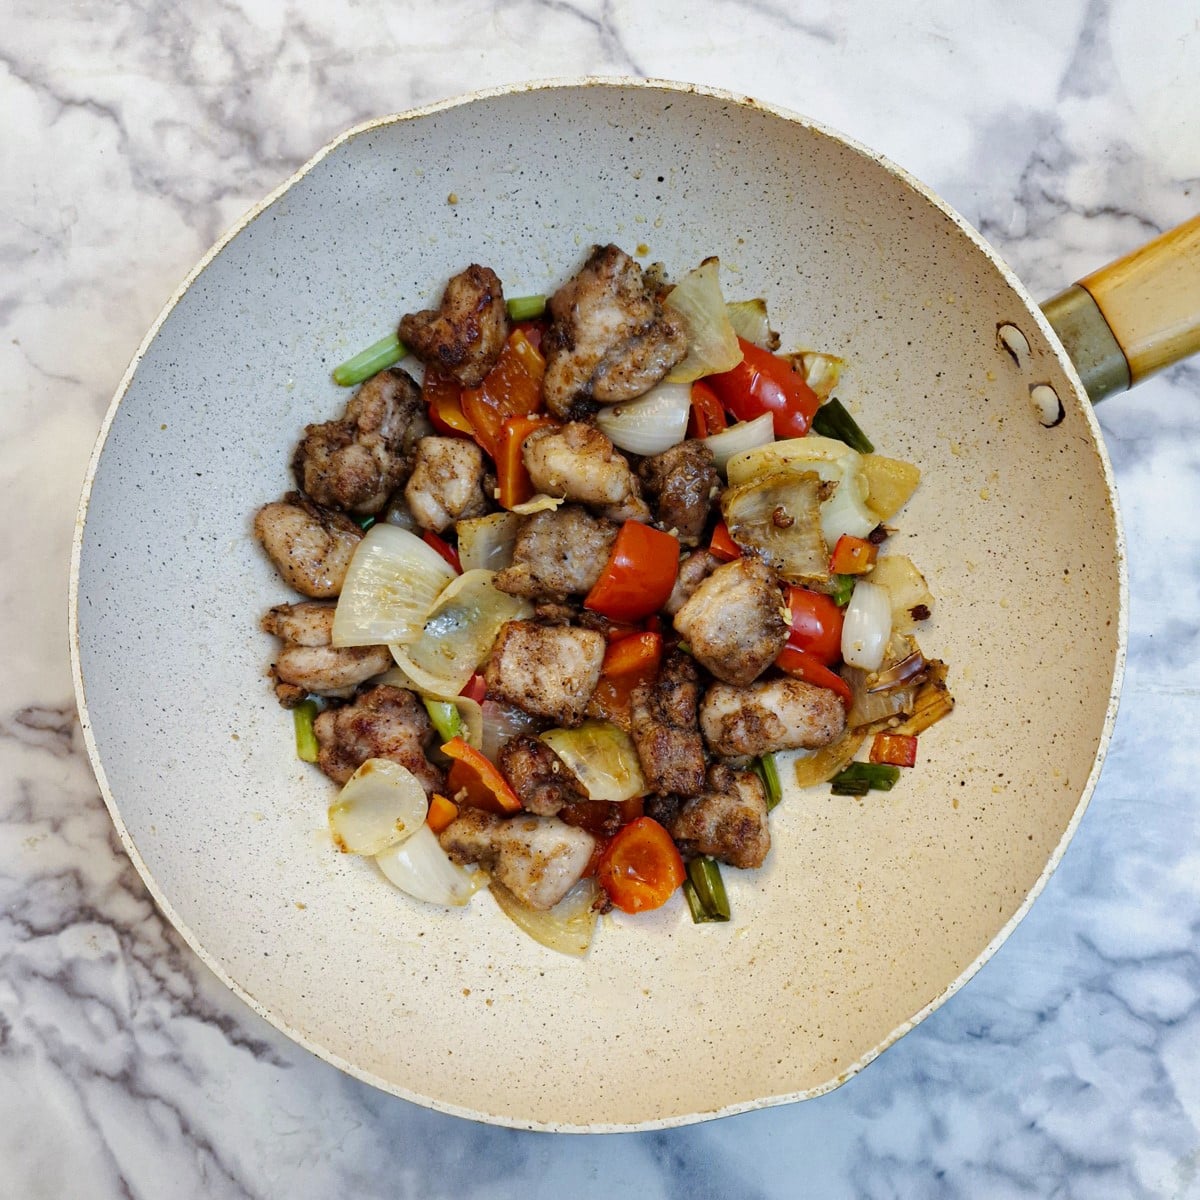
(811, 398, 874, 453)
(755, 753, 783, 811)
(683, 880, 717, 923)
(830, 761, 901, 794)
(332, 333, 406, 387)
(423, 699, 464, 744)
(353, 513, 377, 532)
(506, 294, 547, 321)
(830, 573, 856, 607)
(687, 857, 731, 921)
(293, 700, 320, 763)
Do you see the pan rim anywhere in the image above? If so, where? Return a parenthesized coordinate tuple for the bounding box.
(68, 75, 1128, 1132)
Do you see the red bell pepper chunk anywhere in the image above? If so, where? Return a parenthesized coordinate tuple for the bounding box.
(870, 732, 918, 767)
(459, 673, 487, 704)
(687, 379, 728, 439)
(460, 329, 545, 458)
(442, 737, 522, 814)
(496, 412, 557, 510)
(708, 521, 742, 562)
(584, 521, 680, 624)
(785, 586, 844, 666)
(588, 632, 664, 726)
(600, 631, 663, 678)
(559, 796, 645, 840)
(426, 792, 459, 834)
(423, 367, 476, 437)
(705, 338, 820, 439)
(596, 816, 686, 913)
(829, 534, 878, 575)
(775, 645, 853, 709)
(421, 529, 462, 574)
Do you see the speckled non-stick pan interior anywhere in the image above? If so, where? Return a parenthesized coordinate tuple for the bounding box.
(71, 80, 1124, 1131)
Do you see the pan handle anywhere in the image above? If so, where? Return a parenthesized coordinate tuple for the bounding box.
(1042, 213, 1200, 401)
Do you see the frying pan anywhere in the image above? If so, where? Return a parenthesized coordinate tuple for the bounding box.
(68, 79, 1200, 1132)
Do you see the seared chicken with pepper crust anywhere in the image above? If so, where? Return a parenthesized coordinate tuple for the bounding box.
(497, 735, 586, 816)
(630, 649, 707, 797)
(541, 244, 689, 419)
(493, 506, 619, 600)
(699, 676, 845, 758)
(313, 684, 446, 795)
(439, 809, 596, 910)
(399, 264, 509, 387)
(670, 764, 771, 869)
(522, 422, 650, 521)
(404, 436, 491, 532)
(485, 620, 606, 726)
(638, 440, 720, 547)
(254, 492, 362, 599)
(293, 367, 428, 515)
(260, 601, 391, 706)
(672, 557, 789, 687)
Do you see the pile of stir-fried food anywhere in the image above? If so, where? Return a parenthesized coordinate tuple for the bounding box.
(254, 245, 953, 954)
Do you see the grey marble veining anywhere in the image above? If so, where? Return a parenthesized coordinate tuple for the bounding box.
(3, 0, 1200, 1195)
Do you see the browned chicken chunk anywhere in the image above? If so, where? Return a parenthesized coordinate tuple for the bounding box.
(630, 650, 707, 797)
(439, 809, 595, 910)
(664, 549, 721, 616)
(403, 436, 490, 532)
(522, 422, 649, 520)
(261, 601, 391, 706)
(541, 244, 689, 418)
(493, 506, 618, 600)
(485, 620, 605, 726)
(254, 492, 363, 599)
(638, 440, 720, 547)
(398, 264, 509, 387)
(313, 684, 445, 795)
(671, 557, 788, 687)
(670, 763, 770, 869)
(293, 368, 427, 515)
(497, 735, 585, 816)
(699, 676, 846, 758)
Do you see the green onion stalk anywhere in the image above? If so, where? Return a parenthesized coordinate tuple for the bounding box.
(332, 333, 407, 387)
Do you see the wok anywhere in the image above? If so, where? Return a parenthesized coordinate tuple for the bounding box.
(69, 80, 1200, 1131)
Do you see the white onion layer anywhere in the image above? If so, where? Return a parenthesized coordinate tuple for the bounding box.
(375, 824, 483, 906)
(327, 759, 428, 857)
(332, 524, 455, 647)
(702, 412, 775, 473)
(593, 381, 692, 456)
(841, 580, 892, 670)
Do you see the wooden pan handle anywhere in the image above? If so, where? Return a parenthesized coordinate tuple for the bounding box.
(1079, 214, 1200, 384)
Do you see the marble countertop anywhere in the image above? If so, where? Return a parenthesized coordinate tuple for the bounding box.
(4, 1, 1200, 1195)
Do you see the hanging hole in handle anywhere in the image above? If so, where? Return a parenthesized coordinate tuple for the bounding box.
(1030, 383, 1065, 428)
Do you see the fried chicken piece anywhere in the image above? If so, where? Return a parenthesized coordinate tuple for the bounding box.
(403, 436, 490, 532)
(522, 422, 649, 520)
(670, 764, 771, 869)
(313, 684, 445, 794)
(671, 557, 788, 687)
(398, 264, 509, 387)
(664, 549, 721, 616)
(293, 368, 429, 515)
(254, 492, 363, 599)
(629, 649, 707, 797)
(497, 735, 586, 816)
(260, 602, 392, 706)
(492, 506, 618, 600)
(440, 809, 595, 910)
(638, 440, 720, 547)
(541, 244, 688, 418)
(484, 620, 605, 726)
(699, 676, 845, 758)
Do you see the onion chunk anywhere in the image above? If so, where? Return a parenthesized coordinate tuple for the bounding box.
(328, 759, 429, 857)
